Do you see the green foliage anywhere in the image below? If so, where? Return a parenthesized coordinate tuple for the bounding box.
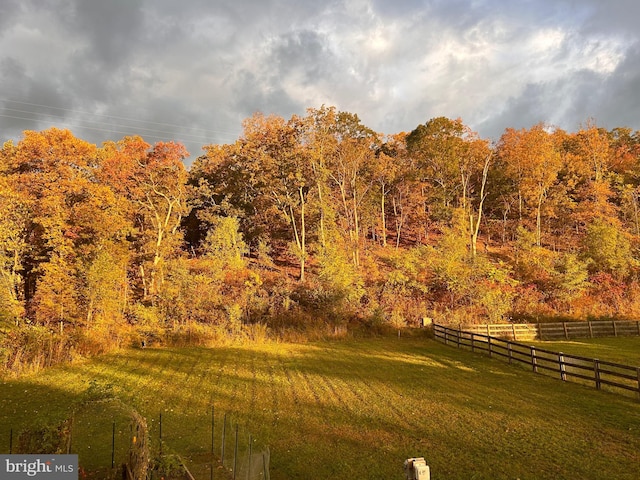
(202, 216, 248, 270)
(82, 379, 116, 402)
(581, 218, 634, 278)
(550, 252, 589, 303)
(84, 246, 128, 324)
(152, 453, 186, 479)
(317, 239, 365, 315)
(16, 420, 70, 454)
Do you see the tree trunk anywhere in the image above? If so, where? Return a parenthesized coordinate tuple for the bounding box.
(470, 156, 490, 258)
(381, 183, 387, 247)
(299, 187, 306, 282)
(536, 191, 544, 246)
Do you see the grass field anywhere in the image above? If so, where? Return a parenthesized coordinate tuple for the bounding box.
(532, 336, 640, 366)
(1, 335, 640, 479)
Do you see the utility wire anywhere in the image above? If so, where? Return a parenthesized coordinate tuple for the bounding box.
(0, 107, 234, 143)
(0, 113, 239, 151)
(0, 97, 240, 138)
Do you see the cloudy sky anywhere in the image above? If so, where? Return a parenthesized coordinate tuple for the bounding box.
(1, 0, 639, 163)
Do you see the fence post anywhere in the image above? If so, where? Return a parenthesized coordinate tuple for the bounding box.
(537, 323, 542, 340)
(588, 321, 594, 338)
(487, 335, 492, 358)
(247, 434, 252, 480)
(559, 353, 566, 381)
(637, 321, 640, 336)
(637, 367, 640, 400)
(594, 359, 601, 390)
(508, 343, 513, 365)
(211, 405, 215, 456)
(563, 322, 568, 340)
(221, 413, 227, 465)
(263, 452, 269, 480)
(112, 421, 116, 469)
(512, 324, 517, 341)
(531, 347, 538, 373)
(456, 326, 461, 348)
(233, 423, 239, 480)
(471, 333, 475, 353)
(613, 321, 618, 337)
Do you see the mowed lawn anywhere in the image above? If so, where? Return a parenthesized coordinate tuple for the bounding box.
(532, 336, 640, 367)
(1, 336, 640, 479)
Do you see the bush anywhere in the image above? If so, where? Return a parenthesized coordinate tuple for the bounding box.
(15, 420, 70, 454)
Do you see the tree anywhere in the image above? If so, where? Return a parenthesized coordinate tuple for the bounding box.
(99, 137, 190, 300)
(497, 124, 562, 246)
(3, 128, 130, 325)
(407, 117, 491, 253)
(299, 107, 381, 267)
(0, 174, 29, 322)
(581, 218, 634, 279)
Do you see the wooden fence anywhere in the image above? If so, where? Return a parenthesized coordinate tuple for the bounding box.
(460, 320, 640, 342)
(433, 324, 640, 399)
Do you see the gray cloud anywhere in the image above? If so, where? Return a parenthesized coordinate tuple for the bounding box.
(1, 0, 639, 163)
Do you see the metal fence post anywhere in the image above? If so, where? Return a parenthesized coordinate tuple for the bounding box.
(233, 423, 239, 480)
(112, 421, 116, 469)
(247, 434, 252, 480)
(263, 452, 268, 480)
(211, 405, 215, 455)
(221, 413, 227, 465)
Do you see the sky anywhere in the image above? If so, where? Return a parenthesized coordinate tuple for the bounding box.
(1, 0, 639, 164)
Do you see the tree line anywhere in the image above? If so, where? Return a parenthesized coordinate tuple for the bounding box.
(2, 106, 640, 370)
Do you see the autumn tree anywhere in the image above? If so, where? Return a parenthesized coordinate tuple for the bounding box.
(0, 170, 29, 322)
(99, 137, 190, 301)
(497, 124, 562, 246)
(407, 117, 491, 254)
(0, 129, 133, 325)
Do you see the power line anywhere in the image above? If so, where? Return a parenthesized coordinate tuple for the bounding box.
(0, 113, 235, 149)
(0, 97, 241, 135)
(0, 107, 235, 144)
(0, 97, 241, 138)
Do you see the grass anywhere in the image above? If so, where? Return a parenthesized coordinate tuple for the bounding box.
(532, 336, 640, 366)
(1, 336, 639, 479)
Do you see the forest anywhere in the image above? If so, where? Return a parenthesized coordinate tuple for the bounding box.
(2, 105, 640, 373)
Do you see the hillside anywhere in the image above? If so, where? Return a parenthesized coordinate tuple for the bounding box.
(2, 113, 640, 374)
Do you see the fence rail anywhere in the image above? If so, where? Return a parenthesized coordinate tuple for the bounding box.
(460, 320, 640, 341)
(433, 324, 640, 399)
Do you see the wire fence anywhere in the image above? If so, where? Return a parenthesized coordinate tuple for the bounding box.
(4, 401, 269, 480)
